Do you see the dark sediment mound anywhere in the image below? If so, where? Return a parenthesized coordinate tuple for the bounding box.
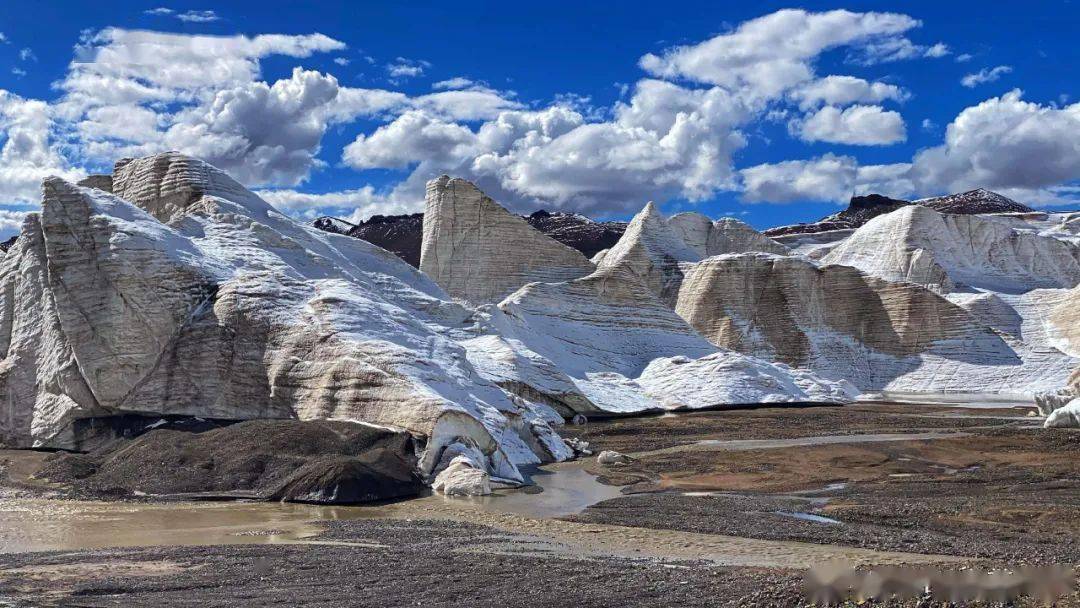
(764, 189, 1034, 238)
(313, 210, 626, 267)
(272, 455, 418, 504)
(38, 419, 423, 504)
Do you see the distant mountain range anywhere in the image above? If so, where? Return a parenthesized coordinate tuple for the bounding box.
(314, 188, 1037, 265)
(763, 188, 1034, 237)
(314, 210, 627, 267)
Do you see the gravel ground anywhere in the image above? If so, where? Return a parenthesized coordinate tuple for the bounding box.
(562, 403, 1040, 453)
(0, 519, 808, 608)
(2, 518, 1076, 607)
(2, 403, 1077, 607)
(566, 406, 1080, 565)
(567, 484, 1080, 564)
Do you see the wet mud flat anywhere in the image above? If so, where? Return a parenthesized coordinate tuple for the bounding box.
(566, 403, 1080, 566)
(2, 401, 1079, 606)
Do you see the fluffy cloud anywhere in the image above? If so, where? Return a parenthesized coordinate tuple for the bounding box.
(910, 90, 1080, 193)
(741, 155, 912, 203)
(741, 155, 859, 203)
(161, 68, 342, 185)
(328, 9, 956, 214)
(52, 30, 417, 186)
(6, 10, 1074, 224)
(0, 208, 31, 239)
(341, 78, 753, 214)
(639, 9, 919, 98)
(256, 186, 417, 222)
(5, 25, 527, 206)
(789, 76, 908, 110)
(849, 38, 950, 64)
(961, 65, 1012, 88)
(145, 8, 220, 22)
(176, 10, 219, 23)
(54, 28, 346, 126)
(0, 90, 85, 205)
(386, 57, 429, 81)
(744, 91, 1080, 206)
(793, 105, 906, 145)
(410, 88, 523, 121)
(343, 110, 479, 170)
(924, 43, 950, 58)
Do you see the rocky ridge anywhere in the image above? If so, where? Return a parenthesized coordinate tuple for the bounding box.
(318, 213, 425, 266)
(764, 189, 1035, 239)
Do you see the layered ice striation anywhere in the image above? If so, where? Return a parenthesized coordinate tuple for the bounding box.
(0, 154, 573, 486)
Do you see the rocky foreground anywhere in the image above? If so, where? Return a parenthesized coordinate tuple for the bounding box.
(2, 403, 1078, 607)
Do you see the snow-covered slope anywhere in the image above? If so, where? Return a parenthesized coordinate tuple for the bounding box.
(465, 264, 855, 414)
(822, 205, 1080, 294)
(585, 202, 1077, 398)
(413, 181, 855, 412)
(809, 205, 1080, 396)
(0, 153, 573, 485)
(595, 203, 705, 306)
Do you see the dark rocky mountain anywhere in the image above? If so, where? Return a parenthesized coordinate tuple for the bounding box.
(0, 236, 16, 253)
(314, 210, 627, 267)
(764, 189, 1034, 238)
(917, 188, 1034, 215)
(523, 210, 627, 258)
(315, 213, 425, 266)
(764, 194, 909, 237)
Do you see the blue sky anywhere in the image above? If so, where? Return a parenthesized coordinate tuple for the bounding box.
(0, 1, 1077, 237)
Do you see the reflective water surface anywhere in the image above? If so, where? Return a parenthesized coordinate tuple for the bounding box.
(0, 461, 622, 554)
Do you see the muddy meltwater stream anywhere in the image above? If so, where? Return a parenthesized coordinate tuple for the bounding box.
(0, 431, 978, 568)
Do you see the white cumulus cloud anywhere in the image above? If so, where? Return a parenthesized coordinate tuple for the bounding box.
(793, 105, 906, 145)
(789, 75, 908, 110)
(911, 89, 1080, 193)
(639, 9, 920, 98)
